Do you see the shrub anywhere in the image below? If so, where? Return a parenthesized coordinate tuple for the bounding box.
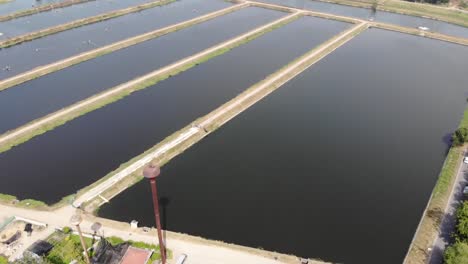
(456, 201, 468, 241)
(62, 226, 71, 234)
(452, 127, 468, 146)
(444, 242, 468, 264)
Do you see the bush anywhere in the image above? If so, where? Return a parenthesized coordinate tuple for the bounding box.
(456, 201, 468, 241)
(444, 242, 468, 264)
(452, 127, 468, 146)
(62, 226, 71, 234)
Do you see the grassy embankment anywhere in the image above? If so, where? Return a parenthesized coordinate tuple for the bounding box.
(0, 0, 94, 22)
(0, 0, 11, 4)
(0, 3, 247, 92)
(0, 14, 303, 209)
(82, 22, 367, 213)
(0, 193, 76, 210)
(313, 0, 468, 27)
(0, 0, 176, 48)
(405, 106, 468, 263)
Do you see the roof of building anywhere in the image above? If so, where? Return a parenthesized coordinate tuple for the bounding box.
(120, 246, 152, 264)
(27, 240, 53, 256)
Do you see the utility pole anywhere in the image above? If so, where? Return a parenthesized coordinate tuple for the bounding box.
(143, 164, 166, 264)
(70, 214, 91, 264)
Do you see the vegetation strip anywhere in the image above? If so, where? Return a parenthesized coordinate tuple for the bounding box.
(404, 106, 468, 264)
(0, 0, 95, 22)
(0, 0, 176, 48)
(80, 22, 367, 213)
(0, 13, 301, 158)
(0, 3, 248, 92)
(313, 0, 468, 28)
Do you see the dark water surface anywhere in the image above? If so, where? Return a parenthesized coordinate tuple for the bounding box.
(259, 0, 468, 38)
(0, 7, 284, 134)
(100, 29, 468, 263)
(0, 0, 65, 16)
(0, 0, 231, 79)
(0, 0, 154, 39)
(0, 16, 348, 203)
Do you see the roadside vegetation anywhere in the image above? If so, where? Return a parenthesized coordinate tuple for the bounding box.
(444, 202, 468, 263)
(0, 0, 175, 48)
(406, 107, 468, 263)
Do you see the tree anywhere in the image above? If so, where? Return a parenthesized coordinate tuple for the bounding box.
(451, 127, 468, 146)
(444, 242, 468, 264)
(456, 201, 468, 241)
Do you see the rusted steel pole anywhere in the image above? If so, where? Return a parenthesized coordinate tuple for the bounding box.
(70, 214, 91, 264)
(75, 224, 91, 264)
(144, 164, 166, 264)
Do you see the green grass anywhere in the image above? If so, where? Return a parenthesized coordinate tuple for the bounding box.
(0, 255, 7, 264)
(46, 233, 93, 264)
(17, 199, 48, 209)
(0, 193, 16, 203)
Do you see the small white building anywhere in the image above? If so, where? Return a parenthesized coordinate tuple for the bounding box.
(130, 220, 138, 229)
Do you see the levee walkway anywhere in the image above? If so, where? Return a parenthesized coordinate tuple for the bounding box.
(77, 21, 368, 213)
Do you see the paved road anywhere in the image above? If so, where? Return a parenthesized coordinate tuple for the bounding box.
(429, 148, 467, 264)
